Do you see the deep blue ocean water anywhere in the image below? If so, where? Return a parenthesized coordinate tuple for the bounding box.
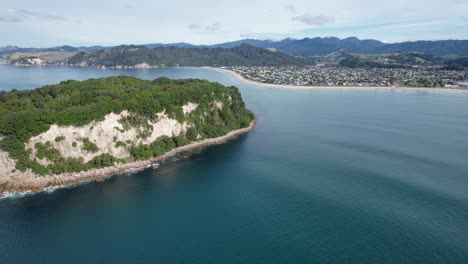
(1, 65, 468, 263)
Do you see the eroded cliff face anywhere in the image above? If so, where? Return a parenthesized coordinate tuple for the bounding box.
(0, 76, 255, 195)
(25, 106, 198, 166)
(0, 102, 202, 180)
(0, 150, 16, 178)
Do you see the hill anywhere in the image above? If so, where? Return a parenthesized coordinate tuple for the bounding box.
(444, 57, 468, 70)
(0, 76, 254, 185)
(64, 44, 312, 67)
(338, 52, 446, 68)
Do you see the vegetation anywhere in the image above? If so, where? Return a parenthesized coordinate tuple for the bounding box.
(65, 44, 313, 67)
(444, 57, 468, 71)
(338, 52, 445, 69)
(35, 142, 61, 162)
(115, 141, 127, 148)
(0, 76, 254, 175)
(82, 138, 99, 153)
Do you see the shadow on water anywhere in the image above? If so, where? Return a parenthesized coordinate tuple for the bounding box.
(1, 66, 468, 263)
(0, 132, 252, 212)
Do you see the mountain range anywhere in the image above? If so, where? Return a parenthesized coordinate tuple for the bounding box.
(63, 44, 312, 67)
(2, 37, 468, 58)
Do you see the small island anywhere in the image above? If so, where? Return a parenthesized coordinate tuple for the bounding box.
(0, 76, 255, 195)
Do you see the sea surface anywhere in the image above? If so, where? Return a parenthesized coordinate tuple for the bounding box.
(1, 65, 468, 263)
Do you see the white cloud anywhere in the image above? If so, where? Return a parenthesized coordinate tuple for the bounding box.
(205, 23, 221, 31)
(284, 5, 297, 14)
(188, 24, 201, 30)
(292, 14, 334, 26)
(0, 0, 466, 46)
(0, 9, 66, 23)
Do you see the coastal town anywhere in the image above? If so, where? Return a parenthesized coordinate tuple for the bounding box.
(224, 66, 468, 88)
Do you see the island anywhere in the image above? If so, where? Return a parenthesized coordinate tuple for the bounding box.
(0, 76, 255, 196)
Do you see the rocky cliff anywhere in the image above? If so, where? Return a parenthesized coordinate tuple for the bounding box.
(0, 76, 254, 193)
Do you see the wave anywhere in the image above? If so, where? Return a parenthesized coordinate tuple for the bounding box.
(0, 190, 34, 200)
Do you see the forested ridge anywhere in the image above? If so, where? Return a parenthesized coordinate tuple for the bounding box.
(65, 44, 312, 67)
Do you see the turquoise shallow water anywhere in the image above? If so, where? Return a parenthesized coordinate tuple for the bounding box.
(1, 65, 468, 263)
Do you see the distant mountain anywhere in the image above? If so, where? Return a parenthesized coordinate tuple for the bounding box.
(143, 42, 199, 49)
(0, 45, 101, 57)
(2, 37, 468, 60)
(210, 37, 468, 57)
(0, 46, 21, 53)
(44, 45, 79, 52)
(0, 46, 28, 56)
(64, 44, 313, 67)
(371, 40, 468, 57)
(77, 45, 110, 52)
(202, 37, 385, 56)
(209, 39, 279, 49)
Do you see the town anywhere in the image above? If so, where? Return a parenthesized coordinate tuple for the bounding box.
(225, 66, 468, 88)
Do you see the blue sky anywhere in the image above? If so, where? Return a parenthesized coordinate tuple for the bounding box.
(1, 0, 467, 47)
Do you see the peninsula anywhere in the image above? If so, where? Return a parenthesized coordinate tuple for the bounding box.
(0, 76, 255, 195)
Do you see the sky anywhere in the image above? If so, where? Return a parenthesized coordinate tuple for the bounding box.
(1, 0, 467, 47)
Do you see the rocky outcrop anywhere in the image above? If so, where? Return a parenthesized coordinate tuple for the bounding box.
(0, 76, 255, 197)
(182, 102, 199, 114)
(0, 121, 255, 197)
(0, 151, 16, 178)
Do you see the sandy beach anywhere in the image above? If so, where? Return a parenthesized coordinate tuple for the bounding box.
(208, 67, 468, 92)
(0, 121, 256, 197)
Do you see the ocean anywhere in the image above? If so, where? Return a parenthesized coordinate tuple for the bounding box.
(1, 65, 468, 263)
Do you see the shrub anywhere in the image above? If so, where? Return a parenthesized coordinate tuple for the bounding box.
(82, 138, 99, 153)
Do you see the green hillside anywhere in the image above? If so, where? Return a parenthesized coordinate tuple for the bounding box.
(0, 76, 254, 175)
(65, 44, 313, 67)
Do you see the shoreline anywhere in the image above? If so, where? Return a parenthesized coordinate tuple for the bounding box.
(0, 121, 255, 198)
(209, 67, 468, 92)
(2, 63, 466, 92)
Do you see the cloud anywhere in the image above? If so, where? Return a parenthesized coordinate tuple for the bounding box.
(0, 15, 22, 23)
(292, 14, 334, 25)
(1, 0, 468, 46)
(0, 9, 66, 23)
(205, 23, 221, 31)
(239, 32, 272, 40)
(240, 33, 254, 38)
(18, 10, 66, 21)
(284, 5, 297, 14)
(188, 23, 201, 30)
(187, 23, 221, 32)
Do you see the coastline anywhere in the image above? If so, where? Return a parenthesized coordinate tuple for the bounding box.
(0, 120, 256, 198)
(208, 67, 468, 92)
(2, 63, 466, 92)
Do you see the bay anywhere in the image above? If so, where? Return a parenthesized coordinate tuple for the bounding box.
(1, 65, 468, 263)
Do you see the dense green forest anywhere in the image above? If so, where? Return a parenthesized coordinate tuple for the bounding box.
(0, 76, 254, 175)
(444, 57, 468, 71)
(65, 44, 313, 67)
(338, 52, 446, 69)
